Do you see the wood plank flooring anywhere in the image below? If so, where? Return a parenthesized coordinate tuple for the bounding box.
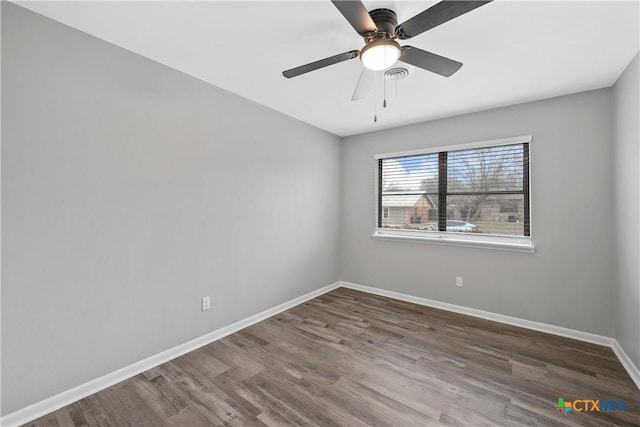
(27, 288, 640, 426)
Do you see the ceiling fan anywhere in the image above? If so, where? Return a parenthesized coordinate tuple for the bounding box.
(282, 1, 492, 100)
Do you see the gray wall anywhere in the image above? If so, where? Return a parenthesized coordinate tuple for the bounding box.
(1, 3, 340, 415)
(341, 89, 614, 336)
(613, 52, 640, 369)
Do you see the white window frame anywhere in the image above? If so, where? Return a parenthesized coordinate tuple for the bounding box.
(373, 135, 535, 253)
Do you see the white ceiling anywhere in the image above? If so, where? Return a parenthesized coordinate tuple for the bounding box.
(15, 1, 640, 137)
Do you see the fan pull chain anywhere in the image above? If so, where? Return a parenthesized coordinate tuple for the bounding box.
(383, 74, 387, 109)
(373, 71, 378, 123)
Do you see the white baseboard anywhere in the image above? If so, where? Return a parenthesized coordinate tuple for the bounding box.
(3, 280, 638, 426)
(0, 282, 341, 427)
(339, 281, 640, 391)
(611, 339, 640, 390)
(339, 281, 612, 346)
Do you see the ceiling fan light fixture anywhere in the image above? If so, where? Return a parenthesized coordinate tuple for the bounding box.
(360, 39, 401, 70)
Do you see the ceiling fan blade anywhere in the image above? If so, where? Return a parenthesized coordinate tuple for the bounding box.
(282, 50, 359, 78)
(396, 1, 492, 40)
(351, 68, 377, 101)
(399, 46, 462, 77)
(331, 0, 378, 36)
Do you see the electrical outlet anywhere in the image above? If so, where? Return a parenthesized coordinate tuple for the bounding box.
(456, 276, 463, 287)
(202, 296, 211, 311)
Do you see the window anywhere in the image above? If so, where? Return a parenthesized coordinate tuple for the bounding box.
(374, 136, 533, 252)
(500, 203, 518, 213)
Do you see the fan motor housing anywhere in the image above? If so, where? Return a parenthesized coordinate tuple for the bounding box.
(368, 8, 398, 39)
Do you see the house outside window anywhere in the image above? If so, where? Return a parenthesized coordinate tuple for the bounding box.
(374, 136, 533, 252)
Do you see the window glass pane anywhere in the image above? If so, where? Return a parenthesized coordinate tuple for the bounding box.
(377, 140, 530, 241)
(447, 144, 523, 193)
(380, 194, 438, 230)
(446, 194, 525, 236)
(381, 153, 439, 193)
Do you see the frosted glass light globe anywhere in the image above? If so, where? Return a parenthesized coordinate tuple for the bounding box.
(360, 39, 401, 71)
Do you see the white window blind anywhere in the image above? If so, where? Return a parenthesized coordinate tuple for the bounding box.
(376, 137, 531, 242)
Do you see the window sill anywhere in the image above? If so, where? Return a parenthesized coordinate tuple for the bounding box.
(371, 231, 535, 253)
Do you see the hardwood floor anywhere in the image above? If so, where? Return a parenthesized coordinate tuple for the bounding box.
(27, 288, 640, 426)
